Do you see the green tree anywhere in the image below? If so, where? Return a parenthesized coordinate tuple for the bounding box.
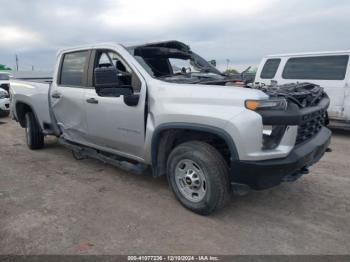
(224, 68, 239, 75)
(0, 64, 12, 70)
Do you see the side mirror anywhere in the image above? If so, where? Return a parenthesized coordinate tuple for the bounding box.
(94, 66, 140, 106)
(94, 67, 119, 89)
(124, 94, 140, 107)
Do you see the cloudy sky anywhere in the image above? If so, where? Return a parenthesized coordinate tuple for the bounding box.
(0, 0, 349, 71)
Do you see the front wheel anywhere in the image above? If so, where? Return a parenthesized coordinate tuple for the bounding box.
(167, 141, 229, 215)
(25, 111, 44, 150)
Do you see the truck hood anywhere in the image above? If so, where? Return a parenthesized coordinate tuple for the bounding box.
(152, 80, 268, 106)
(148, 80, 268, 129)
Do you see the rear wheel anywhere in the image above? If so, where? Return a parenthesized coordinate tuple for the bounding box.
(25, 111, 44, 150)
(167, 141, 229, 215)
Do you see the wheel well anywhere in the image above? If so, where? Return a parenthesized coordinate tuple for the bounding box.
(16, 102, 33, 127)
(153, 128, 232, 177)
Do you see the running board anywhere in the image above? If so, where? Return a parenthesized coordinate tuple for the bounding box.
(42, 129, 55, 135)
(42, 122, 56, 135)
(58, 138, 147, 175)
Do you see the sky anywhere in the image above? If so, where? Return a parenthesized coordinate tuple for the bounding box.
(0, 0, 350, 72)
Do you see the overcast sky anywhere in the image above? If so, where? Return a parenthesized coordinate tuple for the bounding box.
(0, 0, 349, 71)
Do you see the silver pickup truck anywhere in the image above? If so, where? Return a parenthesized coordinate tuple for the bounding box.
(10, 41, 332, 215)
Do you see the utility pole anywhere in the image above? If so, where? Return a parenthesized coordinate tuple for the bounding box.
(15, 54, 19, 71)
(226, 59, 230, 71)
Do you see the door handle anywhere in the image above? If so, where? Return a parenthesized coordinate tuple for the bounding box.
(51, 92, 62, 99)
(86, 98, 99, 104)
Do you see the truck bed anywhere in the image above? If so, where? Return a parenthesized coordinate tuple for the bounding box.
(10, 80, 52, 129)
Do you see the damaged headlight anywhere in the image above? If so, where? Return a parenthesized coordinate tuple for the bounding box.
(245, 98, 288, 150)
(262, 125, 287, 150)
(245, 98, 287, 111)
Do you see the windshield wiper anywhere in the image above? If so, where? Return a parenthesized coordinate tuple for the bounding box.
(191, 76, 238, 84)
(199, 68, 226, 77)
(158, 70, 224, 80)
(157, 72, 187, 79)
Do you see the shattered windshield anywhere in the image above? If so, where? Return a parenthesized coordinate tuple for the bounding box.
(127, 41, 225, 83)
(169, 58, 201, 74)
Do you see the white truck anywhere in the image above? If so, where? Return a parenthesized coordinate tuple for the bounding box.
(0, 72, 11, 92)
(10, 41, 331, 215)
(0, 89, 10, 117)
(0, 72, 11, 117)
(255, 51, 350, 129)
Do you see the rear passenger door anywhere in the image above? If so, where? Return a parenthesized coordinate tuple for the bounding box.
(50, 50, 91, 144)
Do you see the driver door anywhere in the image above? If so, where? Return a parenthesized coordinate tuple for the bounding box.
(84, 49, 146, 160)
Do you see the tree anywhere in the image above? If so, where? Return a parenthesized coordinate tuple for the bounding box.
(224, 68, 239, 75)
(0, 64, 12, 70)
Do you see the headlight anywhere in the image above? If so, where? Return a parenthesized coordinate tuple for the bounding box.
(245, 98, 288, 150)
(245, 99, 287, 111)
(262, 125, 286, 150)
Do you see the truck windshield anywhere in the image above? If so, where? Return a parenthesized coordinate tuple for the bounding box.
(0, 74, 10, 80)
(127, 41, 224, 83)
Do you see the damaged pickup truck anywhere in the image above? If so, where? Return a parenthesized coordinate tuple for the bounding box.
(10, 41, 332, 215)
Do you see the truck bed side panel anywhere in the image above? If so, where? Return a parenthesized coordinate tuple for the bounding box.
(10, 80, 51, 129)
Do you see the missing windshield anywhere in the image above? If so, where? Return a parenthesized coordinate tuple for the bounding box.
(128, 41, 224, 83)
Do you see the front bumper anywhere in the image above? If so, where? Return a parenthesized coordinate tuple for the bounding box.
(231, 127, 331, 190)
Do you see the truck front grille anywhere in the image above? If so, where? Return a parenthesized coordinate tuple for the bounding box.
(296, 109, 327, 145)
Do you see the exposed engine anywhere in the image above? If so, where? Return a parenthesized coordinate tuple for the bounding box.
(253, 82, 327, 108)
(252, 82, 330, 145)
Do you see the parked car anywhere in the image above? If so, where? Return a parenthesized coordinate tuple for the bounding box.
(0, 88, 10, 117)
(0, 72, 11, 93)
(10, 41, 331, 215)
(255, 51, 350, 129)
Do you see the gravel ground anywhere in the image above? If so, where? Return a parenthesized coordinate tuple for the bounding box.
(0, 116, 349, 255)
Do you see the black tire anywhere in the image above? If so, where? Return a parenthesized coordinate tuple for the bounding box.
(0, 110, 9, 118)
(167, 141, 229, 215)
(25, 111, 44, 150)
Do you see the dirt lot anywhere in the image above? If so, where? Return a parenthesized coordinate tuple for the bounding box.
(0, 116, 349, 255)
